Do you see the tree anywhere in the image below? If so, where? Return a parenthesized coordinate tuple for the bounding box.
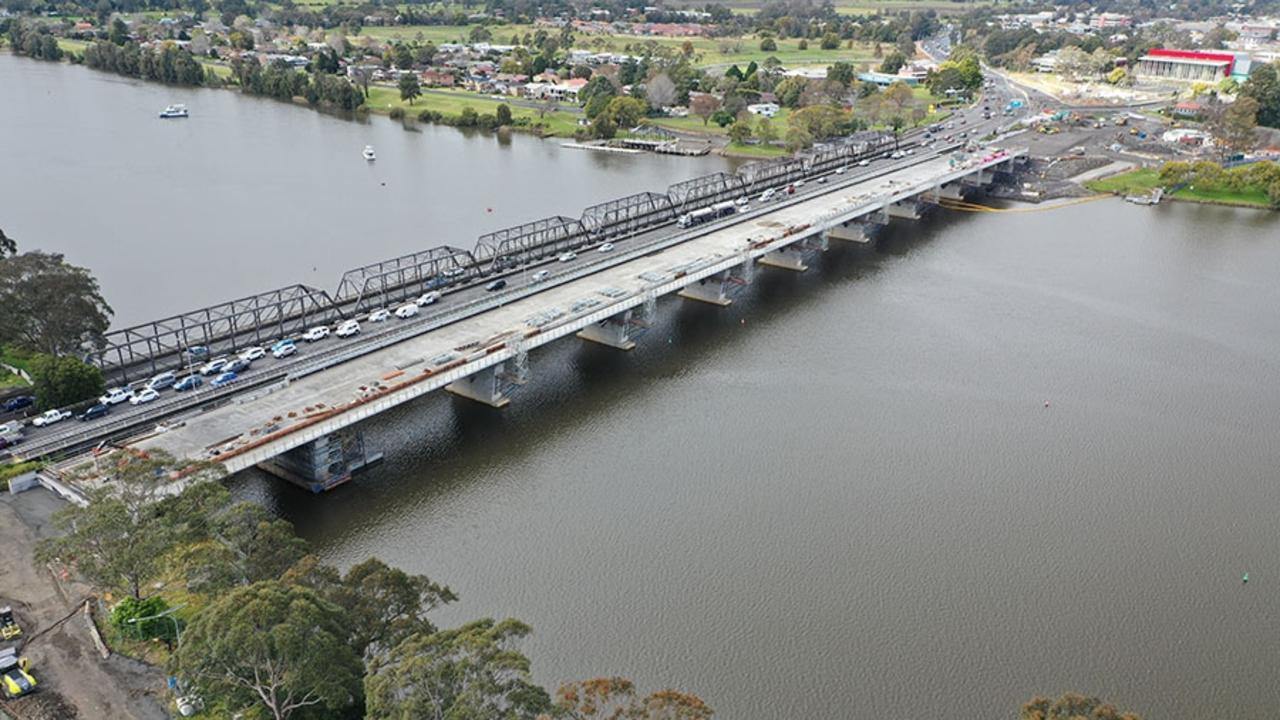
(756, 116, 777, 144)
(1207, 96, 1260, 156)
(496, 103, 513, 126)
(579, 75, 617, 109)
(785, 126, 813, 152)
(879, 50, 907, 74)
(178, 502, 308, 594)
(364, 618, 551, 720)
(0, 251, 113, 357)
(173, 581, 362, 720)
(689, 93, 720, 126)
(1241, 63, 1280, 128)
(398, 72, 421, 105)
(727, 118, 753, 145)
(646, 73, 677, 109)
(759, 36, 777, 52)
(820, 32, 840, 50)
(601, 96, 645, 130)
(109, 17, 128, 45)
(790, 105, 849, 140)
(554, 677, 714, 719)
(1021, 692, 1141, 720)
(468, 25, 492, 44)
(29, 354, 104, 409)
(827, 61, 855, 87)
(36, 452, 227, 599)
(284, 555, 457, 661)
(774, 76, 806, 108)
(0, 228, 14, 259)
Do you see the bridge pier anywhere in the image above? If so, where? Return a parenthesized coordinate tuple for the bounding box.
(823, 222, 873, 244)
(923, 181, 967, 202)
(678, 270, 733, 306)
(257, 428, 382, 493)
(758, 244, 809, 272)
(886, 199, 923, 220)
(577, 310, 636, 350)
(446, 363, 511, 408)
(962, 169, 994, 187)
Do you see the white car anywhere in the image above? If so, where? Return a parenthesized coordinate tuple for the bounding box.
(199, 357, 230, 376)
(336, 320, 360, 337)
(368, 308, 391, 323)
(129, 388, 160, 405)
(302, 326, 330, 342)
(734, 196, 750, 207)
(442, 267, 465, 278)
(0, 423, 16, 437)
(99, 387, 131, 405)
(835, 166, 846, 174)
(598, 243, 614, 253)
(272, 343, 297, 359)
(32, 409, 71, 427)
(416, 291, 442, 306)
(759, 188, 776, 202)
(239, 346, 266, 362)
(558, 251, 577, 263)
(857, 159, 871, 166)
(531, 270, 550, 283)
(394, 303, 419, 319)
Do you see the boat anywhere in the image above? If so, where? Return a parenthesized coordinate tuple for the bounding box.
(362, 145, 376, 161)
(158, 104, 189, 119)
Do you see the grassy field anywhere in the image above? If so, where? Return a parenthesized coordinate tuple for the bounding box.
(358, 24, 538, 46)
(722, 142, 787, 158)
(365, 85, 581, 135)
(1087, 168, 1274, 209)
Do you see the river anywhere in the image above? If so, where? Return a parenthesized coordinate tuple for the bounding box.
(8, 53, 1280, 719)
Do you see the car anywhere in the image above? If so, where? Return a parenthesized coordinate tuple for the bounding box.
(211, 371, 238, 389)
(271, 343, 298, 359)
(0, 435, 22, 451)
(185, 345, 210, 359)
(442, 267, 465, 278)
(817, 176, 827, 184)
(77, 404, 110, 422)
(239, 346, 266, 362)
(834, 167, 846, 175)
(531, 270, 551, 283)
(598, 243, 614, 253)
(270, 338, 295, 353)
(905, 149, 914, 155)
(857, 159, 870, 167)
(129, 388, 160, 405)
(99, 387, 131, 405)
(336, 320, 361, 337)
(302, 326, 330, 342)
(485, 279, 507, 292)
(759, 188, 776, 202)
(416, 291, 442, 306)
(172, 375, 202, 392)
(1, 395, 34, 413)
(946, 122, 955, 129)
(794, 179, 806, 189)
(32, 410, 71, 427)
(557, 251, 577, 263)
(199, 357, 230, 376)
(394, 303, 419, 319)
(368, 308, 391, 323)
(224, 357, 251, 374)
(0, 423, 18, 438)
(734, 196, 750, 207)
(145, 371, 178, 392)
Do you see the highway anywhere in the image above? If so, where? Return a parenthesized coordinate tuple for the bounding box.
(10, 85, 1021, 462)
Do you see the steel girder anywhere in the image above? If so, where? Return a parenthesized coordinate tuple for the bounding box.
(335, 246, 478, 312)
(474, 215, 589, 271)
(738, 157, 808, 193)
(91, 284, 340, 382)
(667, 172, 747, 211)
(581, 191, 676, 239)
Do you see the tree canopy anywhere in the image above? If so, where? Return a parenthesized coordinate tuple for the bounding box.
(0, 251, 113, 356)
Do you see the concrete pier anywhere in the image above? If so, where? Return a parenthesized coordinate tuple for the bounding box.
(758, 246, 809, 272)
(824, 222, 873, 243)
(257, 429, 382, 493)
(886, 200, 922, 219)
(678, 271, 733, 306)
(446, 363, 511, 407)
(577, 310, 637, 350)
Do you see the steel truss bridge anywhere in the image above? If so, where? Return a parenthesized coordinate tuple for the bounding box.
(87, 134, 899, 383)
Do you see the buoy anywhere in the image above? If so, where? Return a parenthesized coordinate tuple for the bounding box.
(1044, 400, 1050, 408)
(1243, 572, 1249, 584)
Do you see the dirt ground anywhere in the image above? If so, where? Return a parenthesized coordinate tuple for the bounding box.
(0, 488, 169, 720)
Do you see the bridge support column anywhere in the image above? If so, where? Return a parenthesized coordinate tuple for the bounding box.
(577, 310, 636, 350)
(824, 222, 873, 244)
(962, 169, 994, 187)
(678, 271, 732, 306)
(758, 244, 808, 272)
(924, 181, 967, 202)
(446, 363, 510, 408)
(886, 199, 922, 220)
(257, 428, 383, 493)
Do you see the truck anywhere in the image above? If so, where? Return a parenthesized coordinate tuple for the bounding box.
(677, 201, 736, 229)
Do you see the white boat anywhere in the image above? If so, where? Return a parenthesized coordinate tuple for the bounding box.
(362, 145, 376, 161)
(158, 104, 189, 119)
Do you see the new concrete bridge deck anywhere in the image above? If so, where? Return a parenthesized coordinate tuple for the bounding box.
(103, 147, 1019, 490)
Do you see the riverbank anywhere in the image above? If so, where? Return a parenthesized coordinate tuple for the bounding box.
(1086, 166, 1279, 210)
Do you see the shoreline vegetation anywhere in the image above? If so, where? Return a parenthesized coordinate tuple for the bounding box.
(1087, 161, 1280, 210)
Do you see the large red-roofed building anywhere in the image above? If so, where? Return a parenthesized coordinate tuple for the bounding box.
(1136, 49, 1235, 82)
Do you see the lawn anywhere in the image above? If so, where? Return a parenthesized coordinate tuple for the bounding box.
(1087, 168, 1274, 209)
(583, 33, 877, 69)
(365, 85, 581, 136)
(723, 142, 787, 158)
(358, 24, 538, 46)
